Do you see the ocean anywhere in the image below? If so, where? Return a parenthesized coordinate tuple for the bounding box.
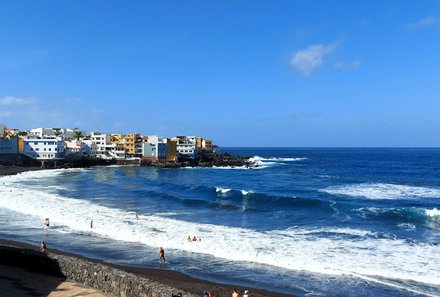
(0, 148, 439, 296)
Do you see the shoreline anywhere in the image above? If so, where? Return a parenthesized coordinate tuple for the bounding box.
(0, 238, 296, 297)
(0, 166, 296, 297)
(0, 165, 45, 176)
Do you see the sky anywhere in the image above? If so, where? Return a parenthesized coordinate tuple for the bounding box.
(1, 0, 439, 147)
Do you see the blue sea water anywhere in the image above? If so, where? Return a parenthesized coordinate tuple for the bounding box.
(1, 148, 440, 296)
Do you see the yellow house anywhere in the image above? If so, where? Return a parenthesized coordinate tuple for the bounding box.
(203, 139, 213, 152)
(196, 137, 203, 153)
(124, 133, 139, 156)
(166, 139, 177, 161)
(111, 133, 124, 144)
(18, 137, 24, 153)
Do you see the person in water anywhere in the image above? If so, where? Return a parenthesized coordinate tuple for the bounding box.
(44, 218, 49, 227)
(90, 220, 93, 228)
(159, 246, 166, 263)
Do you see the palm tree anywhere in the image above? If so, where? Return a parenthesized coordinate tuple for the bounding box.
(74, 130, 84, 140)
(53, 128, 62, 137)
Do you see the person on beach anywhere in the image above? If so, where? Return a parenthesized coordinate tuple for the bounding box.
(232, 289, 240, 297)
(243, 290, 249, 297)
(159, 246, 166, 263)
(40, 240, 47, 252)
(203, 290, 209, 297)
(44, 218, 49, 227)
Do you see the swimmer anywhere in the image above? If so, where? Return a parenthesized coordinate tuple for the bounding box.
(192, 235, 197, 242)
(187, 235, 192, 242)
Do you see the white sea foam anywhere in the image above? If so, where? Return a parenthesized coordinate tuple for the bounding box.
(241, 190, 254, 196)
(1, 171, 440, 287)
(426, 208, 440, 217)
(321, 183, 440, 200)
(215, 187, 231, 194)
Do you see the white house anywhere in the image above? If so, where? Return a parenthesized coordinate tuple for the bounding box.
(30, 127, 84, 140)
(173, 136, 197, 159)
(142, 135, 167, 160)
(22, 136, 65, 160)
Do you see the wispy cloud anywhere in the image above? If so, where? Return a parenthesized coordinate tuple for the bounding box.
(407, 16, 440, 28)
(0, 111, 12, 118)
(0, 96, 37, 105)
(335, 59, 362, 69)
(291, 43, 338, 76)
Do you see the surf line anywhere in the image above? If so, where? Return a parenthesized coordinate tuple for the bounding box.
(347, 272, 439, 297)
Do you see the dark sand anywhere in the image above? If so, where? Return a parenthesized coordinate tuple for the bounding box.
(0, 165, 44, 176)
(0, 166, 297, 297)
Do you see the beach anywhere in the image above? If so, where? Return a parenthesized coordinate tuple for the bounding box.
(0, 165, 295, 297)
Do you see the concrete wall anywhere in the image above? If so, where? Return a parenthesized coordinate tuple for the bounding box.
(0, 244, 197, 297)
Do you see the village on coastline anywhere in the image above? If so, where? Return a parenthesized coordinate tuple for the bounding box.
(0, 124, 254, 169)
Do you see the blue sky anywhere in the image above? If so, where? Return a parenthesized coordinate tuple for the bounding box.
(1, 1, 439, 147)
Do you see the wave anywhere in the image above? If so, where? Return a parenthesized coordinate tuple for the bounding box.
(1, 181, 440, 286)
(426, 208, 440, 218)
(215, 187, 231, 194)
(355, 207, 440, 227)
(321, 183, 440, 200)
(247, 156, 306, 169)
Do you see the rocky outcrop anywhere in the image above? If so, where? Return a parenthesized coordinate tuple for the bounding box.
(140, 153, 255, 169)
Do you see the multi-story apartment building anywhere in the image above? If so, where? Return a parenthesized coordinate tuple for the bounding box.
(90, 132, 115, 159)
(0, 136, 19, 154)
(22, 136, 65, 160)
(165, 138, 177, 161)
(173, 136, 197, 159)
(142, 135, 167, 160)
(124, 133, 139, 157)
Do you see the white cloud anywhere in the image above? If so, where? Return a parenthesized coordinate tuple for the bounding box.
(407, 16, 440, 28)
(291, 43, 337, 76)
(335, 59, 362, 69)
(0, 96, 37, 105)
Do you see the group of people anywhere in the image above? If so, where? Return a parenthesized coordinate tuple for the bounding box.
(187, 235, 200, 242)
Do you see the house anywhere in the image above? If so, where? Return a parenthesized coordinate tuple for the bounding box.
(22, 136, 65, 160)
(173, 136, 197, 159)
(142, 135, 167, 160)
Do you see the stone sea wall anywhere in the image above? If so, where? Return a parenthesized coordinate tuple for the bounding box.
(0, 244, 197, 297)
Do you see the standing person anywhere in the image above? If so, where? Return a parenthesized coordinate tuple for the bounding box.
(90, 220, 93, 229)
(232, 289, 240, 297)
(40, 241, 47, 252)
(159, 246, 166, 263)
(243, 290, 249, 297)
(44, 218, 49, 227)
